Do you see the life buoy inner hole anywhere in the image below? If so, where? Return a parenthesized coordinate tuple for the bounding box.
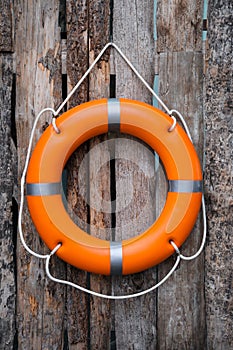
(62, 133, 167, 241)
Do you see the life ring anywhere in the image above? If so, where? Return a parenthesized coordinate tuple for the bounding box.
(26, 98, 202, 275)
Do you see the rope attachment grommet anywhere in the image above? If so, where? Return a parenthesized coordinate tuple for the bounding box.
(170, 240, 181, 255)
(168, 115, 177, 132)
(50, 243, 62, 256)
(52, 117, 60, 134)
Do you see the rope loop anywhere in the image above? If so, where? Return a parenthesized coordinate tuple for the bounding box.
(45, 242, 181, 300)
(169, 196, 207, 261)
(18, 107, 57, 260)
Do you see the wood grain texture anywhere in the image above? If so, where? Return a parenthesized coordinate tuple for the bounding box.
(66, 0, 88, 108)
(156, 0, 203, 52)
(66, 144, 90, 350)
(89, 136, 112, 350)
(66, 1, 112, 348)
(0, 54, 16, 349)
(0, 0, 13, 52)
(66, 1, 90, 348)
(14, 1, 65, 349)
(88, 3, 112, 349)
(205, 0, 233, 348)
(113, 1, 157, 349)
(156, 30, 205, 350)
(155, 0, 205, 347)
(113, 138, 157, 350)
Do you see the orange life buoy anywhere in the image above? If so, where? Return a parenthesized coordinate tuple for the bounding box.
(26, 98, 202, 275)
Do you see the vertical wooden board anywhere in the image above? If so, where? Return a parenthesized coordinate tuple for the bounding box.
(157, 52, 205, 350)
(155, 0, 206, 347)
(156, 0, 203, 52)
(66, 0, 89, 108)
(205, 1, 233, 348)
(113, 0, 155, 99)
(159, 52, 203, 147)
(66, 1, 90, 348)
(88, 1, 112, 348)
(14, 1, 65, 348)
(113, 137, 157, 350)
(113, 1, 157, 348)
(65, 145, 90, 350)
(0, 54, 16, 349)
(88, 0, 111, 101)
(89, 135, 112, 349)
(66, 1, 112, 348)
(0, 0, 13, 52)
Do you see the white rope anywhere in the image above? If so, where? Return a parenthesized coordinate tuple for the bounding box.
(54, 42, 172, 117)
(169, 109, 193, 141)
(18, 108, 56, 259)
(174, 195, 207, 261)
(110, 43, 172, 115)
(168, 111, 207, 261)
(51, 117, 60, 134)
(168, 115, 177, 132)
(45, 243, 181, 299)
(18, 41, 207, 299)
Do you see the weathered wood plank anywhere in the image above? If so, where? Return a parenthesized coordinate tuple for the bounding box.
(113, 1, 157, 348)
(205, 0, 233, 348)
(159, 52, 203, 147)
(156, 0, 203, 52)
(89, 135, 112, 349)
(66, 1, 112, 348)
(14, 1, 65, 348)
(0, 53, 16, 350)
(66, 1, 90, 348)
(157, 51, 205, 350)
(0, 0, 13, 52)
(66, 0, 88, 109)
(65, 145, 90, 350)
(114, 138, 157, 350)
(88, 1, 112, 348)
(155, 0, 206, 346)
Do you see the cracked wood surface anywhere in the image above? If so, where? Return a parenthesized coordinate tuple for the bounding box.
(14, 1, 65, 349)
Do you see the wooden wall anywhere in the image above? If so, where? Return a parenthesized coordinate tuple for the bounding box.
(0, 0, 232, 349)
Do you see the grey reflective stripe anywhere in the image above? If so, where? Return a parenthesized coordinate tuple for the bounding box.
(110, 241, 123, 275)
(26, 182, 61, 196)
(168, 180, 202, 193)
(108, 98, 120, 132)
